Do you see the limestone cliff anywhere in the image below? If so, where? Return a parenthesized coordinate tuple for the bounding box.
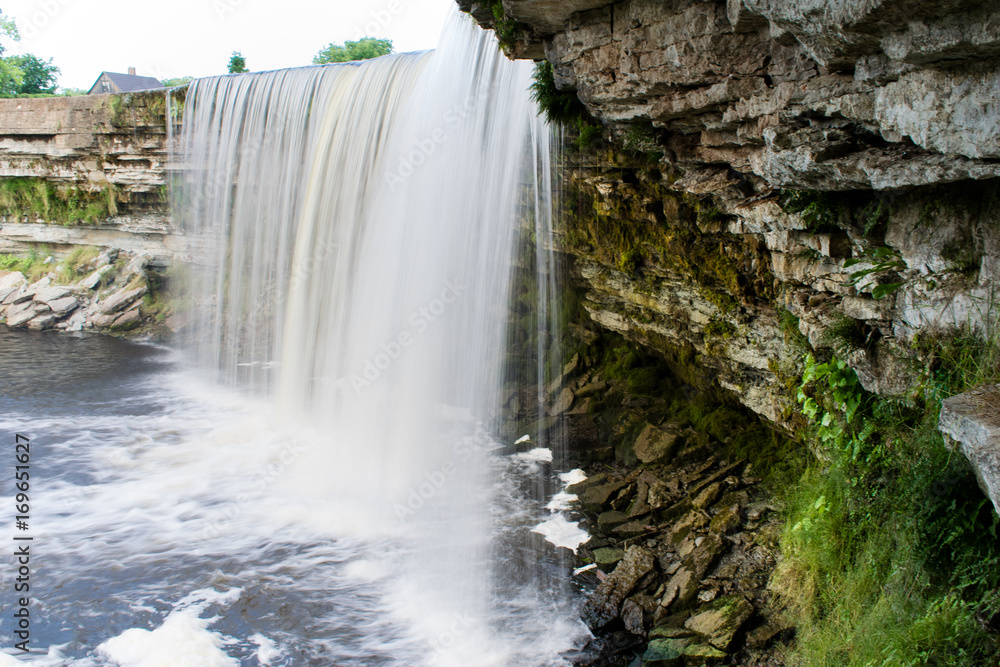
(460, 0, 1000, 430)
(0, 91, 192, 266)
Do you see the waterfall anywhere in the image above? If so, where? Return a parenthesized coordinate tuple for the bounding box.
(171, 11, 585, 666)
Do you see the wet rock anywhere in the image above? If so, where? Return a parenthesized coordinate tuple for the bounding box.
(667, 509, 710, 543)
(691, 482, 723, 509)
(684, 595, 755, 650)
(709, 504, 742, 534)
(112, 306, 142, 329)
(597, 509, 629, 529)
(629, 478, 652, 517)
(621, 597, 646, 636)
(648, 626, 695, 640)
(5, 304, 38, 328)
(745, 618, 794, 648)
(609, 484, 636, 511)
(613, 520, 653, 540)
(27, 314, 55, 330)
(548, 387, 575, 416)
(642, 637, 688, 665)
(575, 379, 608, 398)
(546, 353, 580, 395)
(99, 285, 147, 315)
(581, 545, 655, 631)
(633, 423, 684, 464)
(662, 534, 727, 611)
(648, 478, 681, 509)
(593, 547, 625, 571)
(567, 472, 606, 494)
(578, 480, 629, 512)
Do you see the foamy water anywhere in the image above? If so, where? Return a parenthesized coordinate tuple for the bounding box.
(0, 331, 590, 665)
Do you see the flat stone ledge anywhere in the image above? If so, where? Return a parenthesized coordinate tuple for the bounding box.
(939, 384, 1000, 515)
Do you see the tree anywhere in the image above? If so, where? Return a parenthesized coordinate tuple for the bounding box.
(0, 11, 21, 96)
(162, 76, 194, 88)
(13, 54, 58, 94)
(228, 51, 247, 74)
(313, 37, 392, 65)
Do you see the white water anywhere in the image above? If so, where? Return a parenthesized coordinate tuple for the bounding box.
(0, 10, 592, 667)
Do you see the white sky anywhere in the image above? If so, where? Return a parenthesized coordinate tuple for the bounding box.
(0, 0, 456, 90)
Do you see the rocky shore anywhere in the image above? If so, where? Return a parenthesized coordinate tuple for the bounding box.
(504, 320, 799, 665)
(0, 249, 174, 337)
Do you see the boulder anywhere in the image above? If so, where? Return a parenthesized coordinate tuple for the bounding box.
(80, 265, 114, 290)
(548, 387, 575, 416)
(0, 271, 25, 291)
(709, 504, 742, 534)
(578, 479, 629, 512)
(112, 306, 142, 329)
(5, 305, 38, 328)
(99, 285, 147, 315)
(593, 547, 626, 571)
(47, 296, 79, 318)
(684, 595, 755, 650)
(10, 288, 35, 305)
(27, 314, 55, 331)
(691, 482, 723, 509)
(634, 423, 684, 464)
(939, 384, 1000, 516)
(597, 510, 630, 530)
(33, 286, 72, 304)
(581, 545, 655, 631)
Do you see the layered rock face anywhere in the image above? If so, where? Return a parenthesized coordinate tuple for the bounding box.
(0, 93, 193, 267)
(461, 0, 1000, 431)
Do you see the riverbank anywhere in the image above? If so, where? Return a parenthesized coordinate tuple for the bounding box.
(0, 248, 177, 339)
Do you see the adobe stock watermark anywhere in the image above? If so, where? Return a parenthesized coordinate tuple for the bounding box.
(342, 280, 468, 395)
(385, 82, 492, 191)
(200, 438, 307, 540)
(214, 0, 245, 21)
(18, 0, 72, 42)
(393, 428, 493, 522)
(353, 0, 403, 41)
(427, 614, 475, 662)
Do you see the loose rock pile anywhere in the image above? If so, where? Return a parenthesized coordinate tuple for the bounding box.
(505, 336, 795, 665)
(569, 449, 792, 665)
(0, 250, 158, 334)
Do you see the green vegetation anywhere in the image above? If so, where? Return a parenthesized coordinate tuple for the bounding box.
(108, 88, 183, 130)
(228, 51, 248, 74)
(0, 178, 118, 225)
(779, 338, 1000, 665)
(820, 315, 869, 355)
(843, 246, 907, 300)
(0, 250, 50, 282)
(313, 37, 392, 64)
(780, 190, 843, 233)
(0, 12, 62, 97)
(490, 0, 526, 52)
(530, 61, 603, 150)
(162, 76, 194, 88)
(56, 246, 101, 282)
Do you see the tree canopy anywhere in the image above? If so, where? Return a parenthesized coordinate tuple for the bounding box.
(313, 38, 392, 65)
(163, 76, 194, 88)
(228, 51, 247, 74)
(12, 54, 58, 94)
